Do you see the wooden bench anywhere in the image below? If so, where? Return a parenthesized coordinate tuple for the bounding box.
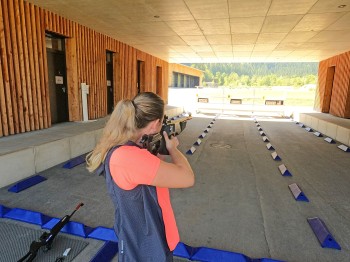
(265, 99, 284, 105)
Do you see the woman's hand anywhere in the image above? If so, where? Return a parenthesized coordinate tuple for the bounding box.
(163, 131, 179, 153)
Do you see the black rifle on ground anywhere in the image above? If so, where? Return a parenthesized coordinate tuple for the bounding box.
(141, 113, 191, 155)
(18, 203, 84, 262)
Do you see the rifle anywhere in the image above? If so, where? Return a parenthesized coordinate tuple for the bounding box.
(141, 113, 191, 155)
(18, 203, 84, 262)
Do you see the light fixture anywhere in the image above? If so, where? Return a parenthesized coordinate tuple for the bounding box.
(338, 4, 346, 8)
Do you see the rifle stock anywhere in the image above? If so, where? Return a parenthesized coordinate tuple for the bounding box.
(141, 114, 191, 155)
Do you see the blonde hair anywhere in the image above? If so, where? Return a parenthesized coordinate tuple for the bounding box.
(86, 92, 164, 172)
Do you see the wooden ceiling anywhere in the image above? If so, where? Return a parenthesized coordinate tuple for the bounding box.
(27, 0, 350, 63)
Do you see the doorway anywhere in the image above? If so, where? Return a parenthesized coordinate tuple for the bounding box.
(137, 60, 145, 94)
(106, 51, 114, 114)
(46, 33, 68, 124)
(156, 66, 162, 96)
(324, 66, 335, 112)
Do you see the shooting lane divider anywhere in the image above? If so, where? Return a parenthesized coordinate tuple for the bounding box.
(186, 146, 197, 155)
(307, 217, 341, 250)
(88, 226, 118, 242)
(295, 122, 349, 153)
(266, 143, 275, 150)
(194, 139, 202, 146)
(305, 127, 313, 132)
(0, 205, 11, 217)
(338, 144, 350, 152)
(3, 208, 52, 226)
(288, 183, 309, 202)
(0, 205, 285, 261)
(314, 131, 323, 137)
(90, 241, 119, 262)
(42, 218, 94, 238)
(324, 137, 335, 143)
(139, 241, 285, 261)
(8, 175, 47, 193)
(271, 152, 281, 160)
(278, 164, 292, 176)
(261, 120, 343, 251)
(199, 132, 206, 138)
(187, 119, 216, 155)
(62, 153, 88, 169)
(262, 136, 269, 142)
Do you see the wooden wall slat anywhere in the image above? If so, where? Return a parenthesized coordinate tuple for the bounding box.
(9, 0, 26, 132)
(41, 7, 50, 125)
(25, 1, 39, 129)
(14, 0, 30, 131)
(3, 0, 20, 133)
(0, 0, 13, 135)
(19, 0, 34, 130)
(0, 52, 5, 137)
(36, 6, 48, 127)
(66, 36, 79, 121)
(30, 3, 43, 129)
(0, 0, 172, 136)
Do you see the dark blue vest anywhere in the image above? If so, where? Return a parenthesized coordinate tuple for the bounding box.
(100, 142, 173, 261)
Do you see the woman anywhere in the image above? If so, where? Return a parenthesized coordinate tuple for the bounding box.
(87, 92, 195, 261)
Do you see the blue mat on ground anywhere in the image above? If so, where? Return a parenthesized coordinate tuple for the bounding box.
(8, 175, 47, 193)
(174, 243, 284, 262)
(4, 208, 52, 226)
(89, 241, 119, 262)
(0, 205, 11, 217)
(88, 226, 118, 242)
(2, 206, 284, 261)
(62, 154, 88, 169)
(174, 242, 196, 258)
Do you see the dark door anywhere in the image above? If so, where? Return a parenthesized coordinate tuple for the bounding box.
(106, 51, 114, 114)
(137, 60, 145, 94)
(156, 66, 162, 96)
(324, 66, 335, 113)
(46, 34, 68, 124)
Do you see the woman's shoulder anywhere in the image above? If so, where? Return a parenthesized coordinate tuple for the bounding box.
(111, 145, 153, 164)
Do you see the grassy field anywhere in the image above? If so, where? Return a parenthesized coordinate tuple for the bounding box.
(194, 87, 316, 107)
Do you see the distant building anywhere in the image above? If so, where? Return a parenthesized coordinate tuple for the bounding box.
(169, 64, 203, 88)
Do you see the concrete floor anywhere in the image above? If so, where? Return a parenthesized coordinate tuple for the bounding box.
(1, 113, 350, 261)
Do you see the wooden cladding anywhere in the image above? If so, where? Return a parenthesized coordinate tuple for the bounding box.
(316, 51, 350, 118)
(0, 0, 49, 136)
(0, 0, 169, 137)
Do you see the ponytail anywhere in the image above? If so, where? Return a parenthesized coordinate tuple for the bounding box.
(86, 92, 164, 172)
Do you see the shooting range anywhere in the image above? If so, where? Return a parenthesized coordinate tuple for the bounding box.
(1, 0, 350, 261)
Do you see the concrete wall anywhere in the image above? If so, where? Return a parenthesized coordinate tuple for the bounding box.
(0, 106, 184, 188)
(0, 130, 101, 188)
(300, 113, 350, 146)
